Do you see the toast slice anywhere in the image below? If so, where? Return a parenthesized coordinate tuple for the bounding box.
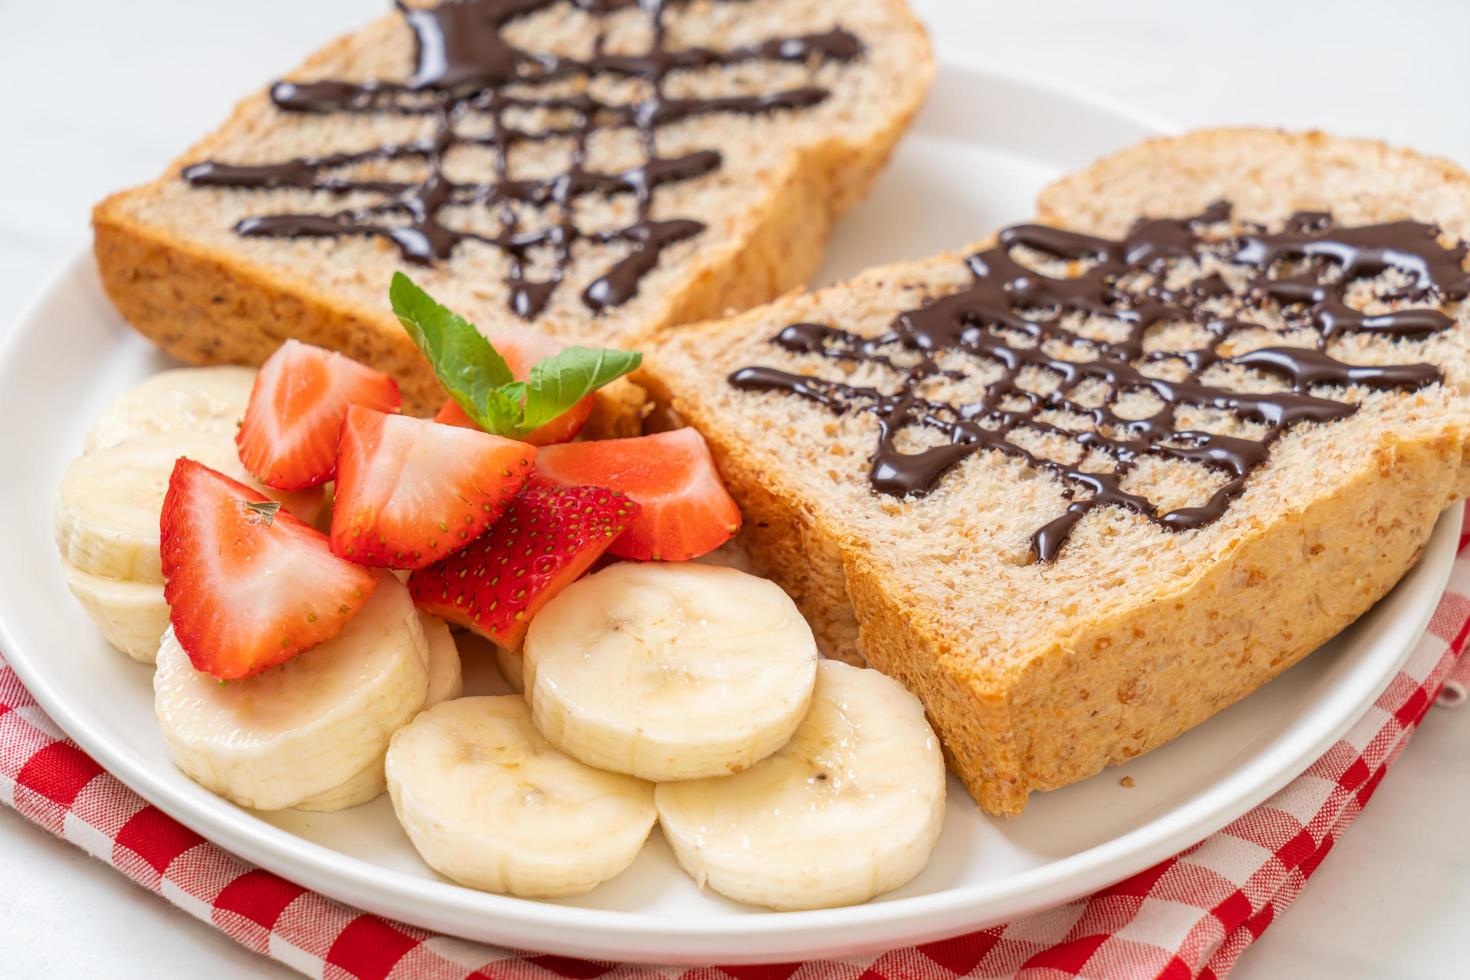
(642, 128, 1470, 814)
(93, 0, 933, 419)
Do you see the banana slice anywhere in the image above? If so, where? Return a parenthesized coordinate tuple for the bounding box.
(292, 758, 388, 813)
(85, 367, 256, 453)
(523, 562, 818, 781)
(386, 696, 655, 898)
(56, 432, 324, 582)
(154, 572, 428, 811)
(420, 613, 464, 706)
(293, 613, 463, 813)
(655, 660, 946, 910)
(61, 562, 169, 664)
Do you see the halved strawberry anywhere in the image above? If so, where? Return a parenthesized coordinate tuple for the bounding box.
(531, 428, 740, 561)
(408, 484, 638, 649)
(432, 327, 594, 446)
(160, 458, 379, 680)
(237, 339, 402, 490)
(331, 407, 536, 569)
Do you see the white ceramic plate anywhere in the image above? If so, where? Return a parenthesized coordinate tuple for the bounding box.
(0, 63, 1458, 965)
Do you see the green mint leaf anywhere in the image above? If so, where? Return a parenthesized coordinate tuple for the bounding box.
(478, 387, 523, 436)
(497, 381, 528, 412)
(388, 273, 644, 441)
(520, 346, 642, 433)
(389, 273, 517, 431)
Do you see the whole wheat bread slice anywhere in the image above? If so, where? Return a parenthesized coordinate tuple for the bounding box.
(93, 0, 933, 419)
(642, 128, 1470, 814)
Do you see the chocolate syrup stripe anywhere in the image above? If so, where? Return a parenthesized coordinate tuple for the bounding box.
(188, 150, 721, 207)
(267, 30, 862, 113)
(181, 0, 863, 319)
(730, 204, 1467, 561)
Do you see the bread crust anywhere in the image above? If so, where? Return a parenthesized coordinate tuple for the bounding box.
(1036, 127, 1470, 241)
(863, 429, 1458, 814)
(644, 128, 1470, 814)
(92, 2, 933, 423)
(653, 309, 1465, 816)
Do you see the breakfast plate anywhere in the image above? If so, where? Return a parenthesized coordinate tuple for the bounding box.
(0, 62, 1459, 964)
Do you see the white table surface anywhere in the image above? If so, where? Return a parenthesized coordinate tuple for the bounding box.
(3, 1, 1468, 976)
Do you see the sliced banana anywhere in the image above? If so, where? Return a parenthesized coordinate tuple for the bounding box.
(656, 660, 946, 910)
(293, 613, 463, 813)
(523, 562, 818, 781)
(386, 696, 655, 898)
(292, 758, 388, 813)
(154, 572, 428, 811)
(85, 367, 256, 453)
(420, 613, 464, 706)
(56, 431, 324, 582)
(61, 562, 169, 664)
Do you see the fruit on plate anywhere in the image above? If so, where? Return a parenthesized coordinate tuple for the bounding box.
(433, 327, 594, 447)
(408, 484, 639, 650)
(160, 459, 378, 680)
(85, 366, 256, 453)
(385, 696, 655, 898)
(57, 408, 324, 664)
(418, 613, 465, 707)
(523, 562, 818, 781)
(60, 564, 170, 665)
(330, 407, 535, 569)
(291, 754, 392, 815)
(236, 339, 402, 491)
(655, 660, 946, 910)
(294, 612, 462, 813)
(154, 571, 429, 811)
(55, 431, 325, 584)
(532, 428, 741, 561)
(391, 274, 638, 448)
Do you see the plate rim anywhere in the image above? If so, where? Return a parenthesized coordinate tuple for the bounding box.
(0, 61, 1451, 964)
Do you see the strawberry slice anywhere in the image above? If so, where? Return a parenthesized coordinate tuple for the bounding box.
(237, 339, 402, 490)
(531, 428, 741, 561)
(408, 484, 638, 649)
(331, 407, 536, 569)
(432, 328, 594, 446)
(160, 458, 379, 680)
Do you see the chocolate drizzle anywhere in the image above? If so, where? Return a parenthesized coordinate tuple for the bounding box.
(730, 204, 1468, 561)
(181, 0, 862, 318)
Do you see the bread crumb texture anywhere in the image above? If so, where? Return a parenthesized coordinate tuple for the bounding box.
(92, 0, 933, 415)
(644, 128, 1470, 813)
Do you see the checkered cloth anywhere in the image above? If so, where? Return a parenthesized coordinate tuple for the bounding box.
(4, 514, 1468, 979)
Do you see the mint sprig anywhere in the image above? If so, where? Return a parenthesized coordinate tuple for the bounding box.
(390, 273, 642, 440)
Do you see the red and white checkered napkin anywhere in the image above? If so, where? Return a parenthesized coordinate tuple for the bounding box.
(5, 514, 1469, 980)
